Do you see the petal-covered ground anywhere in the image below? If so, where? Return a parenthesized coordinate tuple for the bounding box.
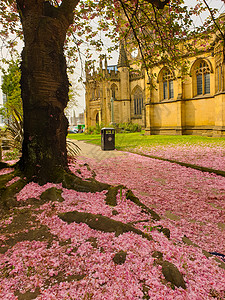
(83, 153, 225, 253)
(134, 144, 225, 171)
(0, 150, 225, 299)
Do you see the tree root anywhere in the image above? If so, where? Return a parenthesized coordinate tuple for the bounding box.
(0, 171, 27, 211)
(105, 185, 123, 206)
(0, 168, 110, 211)
(59, 210, 153, 241)
(103, 185, 161, 222)
(61, 171, 110, 192)
(14, 287, 41, 300)
(40, 187, 64, 202)
(0, 161, 11, 170)
(161, 260, 186, 289)
(126, 189, 161, 221)
(113, 250, 127, 264)
(0, 169, 160, 221)
(0, 166, 163, 247)
(0, 172, 15, 187)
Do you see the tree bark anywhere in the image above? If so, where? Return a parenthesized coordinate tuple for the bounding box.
(16, 0, 77, 183)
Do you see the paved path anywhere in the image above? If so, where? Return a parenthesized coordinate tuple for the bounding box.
(69, 139, 127, 161)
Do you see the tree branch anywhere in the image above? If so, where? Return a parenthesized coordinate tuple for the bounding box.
(152, 5, 166, 53)
(145, 0, 170, 10)
(202, 0, 225, 40)
(118, 0, 152, 82)
(59, 0, 79, 25)
(16, 0, 45, 14)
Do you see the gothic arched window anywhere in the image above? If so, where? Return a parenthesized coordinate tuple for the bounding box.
(195, 60, 210, 95)
(111, 84, 118, 100)
(157, 67, 175, 101)
(133, 87, 143, 115)
(162, 69, 174, 100)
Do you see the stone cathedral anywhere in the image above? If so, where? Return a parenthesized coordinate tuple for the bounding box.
(85, 20, 225, 137)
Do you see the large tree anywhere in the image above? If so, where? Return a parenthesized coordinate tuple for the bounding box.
(15, 0, 79, 183)
(0, 0, 222, 184)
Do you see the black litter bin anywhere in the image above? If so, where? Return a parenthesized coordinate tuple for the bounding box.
(101, 127, 115, 150)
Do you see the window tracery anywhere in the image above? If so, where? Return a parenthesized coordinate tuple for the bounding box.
(162, 70, 174, 100)
(111, 84, 118, 100)
(133, 87, 143, 115)
(194, 61, 210, 95)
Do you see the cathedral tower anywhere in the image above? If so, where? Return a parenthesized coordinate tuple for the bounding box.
(117, 42, 131, 123)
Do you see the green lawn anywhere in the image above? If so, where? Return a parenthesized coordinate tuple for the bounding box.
(68, 133, 101, 142)
(67, 132, 225, 151)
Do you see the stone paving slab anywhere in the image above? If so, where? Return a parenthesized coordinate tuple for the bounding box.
(70, 139, 127, 161)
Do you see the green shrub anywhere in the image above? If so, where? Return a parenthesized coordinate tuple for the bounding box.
(3, 148, 20, 161)
(124, 123, 141, 132)
(85, 123, 141, 135)
(85, 126, 96, 134)
(94, 123, 102, 134)
(111, 122, 142, 133)
(85, 123, 104, 134)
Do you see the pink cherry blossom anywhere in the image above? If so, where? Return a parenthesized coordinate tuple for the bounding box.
(0, 148, 225, 298)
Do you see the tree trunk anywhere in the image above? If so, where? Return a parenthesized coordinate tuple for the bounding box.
(17, 1, 77, 184)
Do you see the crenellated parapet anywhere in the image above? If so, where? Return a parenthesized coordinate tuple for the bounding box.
(85, 56, 120, 83)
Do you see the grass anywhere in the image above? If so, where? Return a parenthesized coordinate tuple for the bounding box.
(67, 133, 101, 142)
(67, 132, 225, 151)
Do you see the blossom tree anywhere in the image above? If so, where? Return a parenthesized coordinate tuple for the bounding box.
(0, 0, 222, 185)
(0, 3, 225, 297)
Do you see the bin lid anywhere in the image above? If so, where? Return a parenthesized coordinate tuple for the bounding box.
(101, 127, 115, 131)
